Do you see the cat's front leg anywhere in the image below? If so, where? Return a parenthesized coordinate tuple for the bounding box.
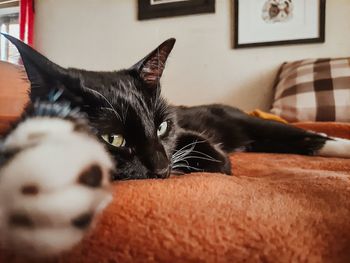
(172, 130, 232, 175)
(0, 117, 114, 257)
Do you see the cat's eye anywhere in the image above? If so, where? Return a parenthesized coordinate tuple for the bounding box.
(157, 121, 168, 137)
(101, 134, 126, 147)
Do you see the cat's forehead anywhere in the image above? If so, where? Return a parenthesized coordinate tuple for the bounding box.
(80, 70, 148, 108)
(78, 69, 135, 88)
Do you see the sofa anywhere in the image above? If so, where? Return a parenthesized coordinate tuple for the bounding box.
(1, 61, 350, 263)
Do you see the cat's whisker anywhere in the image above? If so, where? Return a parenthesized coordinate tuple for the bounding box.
(172, 143, 201, 164)
(171, 159, 190, 167)
(179, 155, 221, 163)
(172, 149, 193, 161)
(171, 164, 203, 172)
(172, 140, 221, 167)
(172, 159, 204, 171)
(172, 146, 196, 161)
(171, 153, 193, 165)
(173, 140, 208, 156)
(186, 150, 221, 162)
(172, 140, 215, 163)
(173, 142, 197, 155)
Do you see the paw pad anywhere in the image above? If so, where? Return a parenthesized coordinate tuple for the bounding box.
(72, 212, 94, 229)
(21, 185, 39, 195)
(78, 164, 103, 188)
(9, 214, 34, 228)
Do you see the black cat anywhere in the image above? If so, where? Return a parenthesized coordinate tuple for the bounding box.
(3, 34, 350, 180)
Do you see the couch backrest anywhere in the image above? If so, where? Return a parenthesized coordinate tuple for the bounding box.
(0, 61, 29, 134)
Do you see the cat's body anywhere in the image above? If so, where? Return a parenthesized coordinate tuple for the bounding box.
(3, 34, 350, 181)
(176, 104, 327, 155)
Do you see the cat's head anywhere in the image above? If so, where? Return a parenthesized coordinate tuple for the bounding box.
(3, 34, 177, 179)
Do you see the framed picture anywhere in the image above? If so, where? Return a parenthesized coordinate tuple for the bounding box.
(234, 0, 326, 48)
(138, 0, 215, 20)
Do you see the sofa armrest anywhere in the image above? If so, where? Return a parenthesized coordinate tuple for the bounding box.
(0, 61, 29, 133)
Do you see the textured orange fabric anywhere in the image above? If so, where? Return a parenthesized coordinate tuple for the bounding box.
(1, 123, 350, 263)
(295, 122, 350, 140)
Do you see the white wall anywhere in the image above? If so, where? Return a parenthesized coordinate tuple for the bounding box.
(35, 0, 350, 110)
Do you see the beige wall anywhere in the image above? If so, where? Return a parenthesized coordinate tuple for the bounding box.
(34, 0, 350, 110)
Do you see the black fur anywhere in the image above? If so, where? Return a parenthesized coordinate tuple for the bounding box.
(176, 104, 328, 154)
(2, 34, 329, 180)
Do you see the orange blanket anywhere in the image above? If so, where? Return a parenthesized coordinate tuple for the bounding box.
(1, 122, 350, 263)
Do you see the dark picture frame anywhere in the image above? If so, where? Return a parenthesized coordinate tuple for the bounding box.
(234, 0, 326, 49)
(138, 0, 215, 20)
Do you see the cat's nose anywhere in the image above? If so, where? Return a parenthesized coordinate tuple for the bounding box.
(154, 166, 171, 179)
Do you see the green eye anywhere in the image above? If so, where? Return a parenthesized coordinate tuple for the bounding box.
(101, 134, 126, 147)
(157, 121, 168, 137)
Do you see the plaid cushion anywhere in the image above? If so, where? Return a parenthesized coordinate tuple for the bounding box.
(270, 58, 350, 122)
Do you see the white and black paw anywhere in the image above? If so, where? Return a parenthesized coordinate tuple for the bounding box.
(316, 136, 350, 158)
(0, 117, 114, 257)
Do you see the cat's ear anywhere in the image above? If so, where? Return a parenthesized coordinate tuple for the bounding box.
(1, 33, 67, 100)
(132, 38, 175, 88)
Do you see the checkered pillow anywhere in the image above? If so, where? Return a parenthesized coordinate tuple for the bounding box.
(270, 58, 350, 122)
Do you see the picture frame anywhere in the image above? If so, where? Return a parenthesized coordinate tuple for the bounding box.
(138, 0, 215, 20)
(234, 0, 326, 49)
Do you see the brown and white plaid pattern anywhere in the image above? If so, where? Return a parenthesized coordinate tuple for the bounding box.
(271, 58, 350, 122)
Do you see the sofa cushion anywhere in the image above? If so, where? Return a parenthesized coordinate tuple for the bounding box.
(271, 58, 350, 122)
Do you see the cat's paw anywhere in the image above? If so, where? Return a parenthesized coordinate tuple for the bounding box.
(0, 118, 114, 257)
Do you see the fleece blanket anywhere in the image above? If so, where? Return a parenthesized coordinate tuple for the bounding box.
(1, 122, 350, 263)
